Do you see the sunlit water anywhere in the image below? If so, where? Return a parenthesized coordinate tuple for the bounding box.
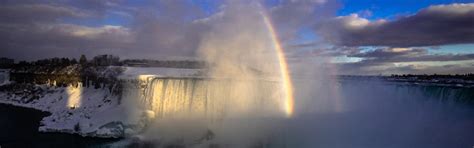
(116, 78, 474, 147)
(1, 78, 473, 147)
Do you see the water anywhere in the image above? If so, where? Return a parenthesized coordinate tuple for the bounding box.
(124, 77, 289, 147)
(135, 78, 474, 147)
(141, 78, 286, 120)
(2, 78, 474, 147)
(287, 79, 474, 147)
(0, 104, 120, 148)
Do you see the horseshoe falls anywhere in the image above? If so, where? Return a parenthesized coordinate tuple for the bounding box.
(141, 78, 285, 120)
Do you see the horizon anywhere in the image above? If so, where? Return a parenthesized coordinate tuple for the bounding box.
(1, 1, 474, 147)
(2, 54, 474, 76)
(0, 0, 473, 75)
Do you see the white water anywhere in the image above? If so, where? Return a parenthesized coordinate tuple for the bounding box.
(142, 78, 286, 120)
(114, 1, 474, 146)
(116, 76, 474, 147)
(119, 77, 290, 147)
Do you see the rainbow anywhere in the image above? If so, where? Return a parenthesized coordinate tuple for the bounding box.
(261, 12, 295, 117)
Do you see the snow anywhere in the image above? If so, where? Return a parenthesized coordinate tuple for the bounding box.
(1, 66, 472, 140)
(0, 67, 207, 138)
(0, 84, 137, 137)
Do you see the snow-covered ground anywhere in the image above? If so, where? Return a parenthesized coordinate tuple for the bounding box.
(0, 84, 135, 137)
(0, 67, 206, 138)
(4, 66, 470, 139)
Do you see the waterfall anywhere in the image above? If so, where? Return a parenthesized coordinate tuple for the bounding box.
(336, 79, 474, 112)
(141, 77, 286, 121)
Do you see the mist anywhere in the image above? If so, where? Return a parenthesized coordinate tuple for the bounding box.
(1, 0, 473, 147)
(125, 1, 473, 147)
(134, 2, 290, 146)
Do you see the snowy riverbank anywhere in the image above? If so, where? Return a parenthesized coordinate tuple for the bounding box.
(0, 67, 204, 138)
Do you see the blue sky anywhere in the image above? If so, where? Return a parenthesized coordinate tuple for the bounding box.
(335, 0, 473, 56)
(1, 0, 473, 74)
(63, 0, 474, 53)
(338, 0, 474, 19)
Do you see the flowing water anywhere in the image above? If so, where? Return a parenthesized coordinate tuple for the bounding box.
(141, 78, 286, 120)
(2, 77, 473, 147)
(129, 77, 474, 147)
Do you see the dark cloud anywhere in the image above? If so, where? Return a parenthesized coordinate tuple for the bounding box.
(334, 47, 474, 75)
(0, 1, 124, 60)
(0, 4, 93, 24)
(336, 60, 474, 75)
(288, 3, 474, 75)
(288, 46, 360, 58)
(315, 3, 474, 47)
(0, 0, 208, 60)
(349, 48, 474, 63)
(0, 23, 133, 60)
(0, 0, 335, 61)
(0, 0, 471, 75)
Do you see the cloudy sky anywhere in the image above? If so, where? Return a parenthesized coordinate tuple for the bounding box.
(1, 0, 473, 75)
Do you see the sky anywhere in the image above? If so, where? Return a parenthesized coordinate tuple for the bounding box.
(0, 0, 473, 75)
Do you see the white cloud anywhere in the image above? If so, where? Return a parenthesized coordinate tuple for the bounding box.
(315, 3, 474, 47)
(424, 3, 474, 14)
